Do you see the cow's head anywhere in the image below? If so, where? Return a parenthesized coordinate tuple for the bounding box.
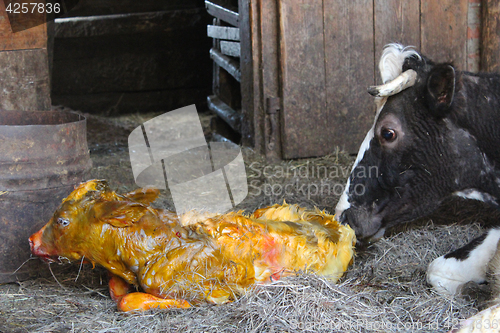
(335, 44, 488, 242)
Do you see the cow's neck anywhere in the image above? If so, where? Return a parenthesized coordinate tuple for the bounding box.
(448, 73, 500, 204)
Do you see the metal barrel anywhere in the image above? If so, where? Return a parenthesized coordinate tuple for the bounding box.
(0, 110, 92, 283)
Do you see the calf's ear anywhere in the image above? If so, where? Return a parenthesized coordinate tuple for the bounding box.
(426, 64, 455, 118)
(124, 187, 160, 206)
(95, 200, 149, 227)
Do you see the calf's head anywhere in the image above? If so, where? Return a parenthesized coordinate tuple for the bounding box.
(29, 180, 159, 263)
(335, 44, 487, 241)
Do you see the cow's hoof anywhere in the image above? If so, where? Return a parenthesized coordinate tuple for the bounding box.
(458, 281, 492, 308)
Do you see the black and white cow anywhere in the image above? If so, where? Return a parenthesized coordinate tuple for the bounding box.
(335, 43, 500, 296)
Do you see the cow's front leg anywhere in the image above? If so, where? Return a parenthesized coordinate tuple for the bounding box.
(427, 228, 500, 295)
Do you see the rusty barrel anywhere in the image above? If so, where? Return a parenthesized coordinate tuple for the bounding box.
(0, 110, 92, 283)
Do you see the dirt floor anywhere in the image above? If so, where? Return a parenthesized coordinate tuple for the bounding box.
(1, 110, 499, 332)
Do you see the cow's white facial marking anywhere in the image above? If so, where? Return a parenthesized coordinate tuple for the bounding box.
(335, 99, 386, 219)
(427, 228, 500, 295)
(335, 127, 374, 218)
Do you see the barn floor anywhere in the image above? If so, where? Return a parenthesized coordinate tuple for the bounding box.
(1, 111, 498, 332)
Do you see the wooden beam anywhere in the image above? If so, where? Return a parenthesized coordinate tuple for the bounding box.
(260, 0, 282, 160)
(220, 41, 240, 57)
(54, 9, 204, 38)
(238, 0, 261, 150)
(205, 1, 239, 27)
(210, 48, 241, 81)
(207, 95, 242, 133)
(481, 0, 500, 71)
(207, 25, 240, 40)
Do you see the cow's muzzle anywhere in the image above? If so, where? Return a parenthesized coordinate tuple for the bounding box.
(339, 208, 385, 244)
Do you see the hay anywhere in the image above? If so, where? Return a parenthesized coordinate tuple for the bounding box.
(0, 112, 494, 332)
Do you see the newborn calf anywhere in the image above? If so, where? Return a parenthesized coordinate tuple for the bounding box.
(30, 180, 355, 311)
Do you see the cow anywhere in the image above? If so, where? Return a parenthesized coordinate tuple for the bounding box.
(334, 43, 500, 297)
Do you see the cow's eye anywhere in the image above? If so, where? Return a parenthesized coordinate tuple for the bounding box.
(57, 218, 70, 227)
(380, 128, 397, 142)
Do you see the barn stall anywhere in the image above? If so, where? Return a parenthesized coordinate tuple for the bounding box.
(1, 0, 500, 332)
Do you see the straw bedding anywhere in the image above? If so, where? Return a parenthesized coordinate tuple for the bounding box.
(1, 112, 496, 333)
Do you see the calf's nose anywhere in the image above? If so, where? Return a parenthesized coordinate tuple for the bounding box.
(29, 229, 43, 255)
(29, 225, 51, 258)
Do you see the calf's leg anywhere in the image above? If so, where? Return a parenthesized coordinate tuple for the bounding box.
(427, 228, 500, 295)
(118, 292, 191, 311)
(108, 274, 132, 302)
(108, 273, 191, 311)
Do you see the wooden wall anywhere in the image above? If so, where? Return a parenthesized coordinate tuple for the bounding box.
(0, 1, 51, 111)
(51, 0, 212, 114)
(244, 0, 492, 159)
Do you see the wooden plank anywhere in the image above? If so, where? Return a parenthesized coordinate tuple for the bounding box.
(421, 0, 468, 69)
(260, 0, 282, 160)
(210, 48, 241, 81)
(212, 18, 221, 97)
(481, 0, 500, 72)
(207, 25, 240, 40)
(207, 95, 242, 132)
(374, 0, 420, 83)
(55, 9, 205, 38)
(0, 1, 47, 51)
(239, 0, 261, 149)
(467, 0, 481, 72)
(0, 49, 51, 110)
(220, 41, 240, 57)
(205, 1, 239, 27)
(279, 0, 328, 159)
(323, 0, 374, 154)
(58, 0, 203, 17)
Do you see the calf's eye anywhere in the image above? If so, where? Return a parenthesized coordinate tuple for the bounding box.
(381, 128, 397, 142)
(57, 218, 70, 227)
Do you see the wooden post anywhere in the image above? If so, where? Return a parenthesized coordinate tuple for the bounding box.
(0, 1, 51, 110)
(239, 0, 260, 150)
(481, 0, 500, 72)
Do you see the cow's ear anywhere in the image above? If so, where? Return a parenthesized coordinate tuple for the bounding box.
(123, 186, 160, 206)
(426, 64, 456, 117)
(94, 200, 149, 227)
